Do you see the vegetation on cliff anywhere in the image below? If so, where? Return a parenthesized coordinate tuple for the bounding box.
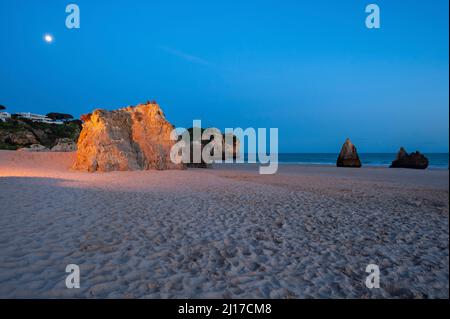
(0, 118, 81, 150)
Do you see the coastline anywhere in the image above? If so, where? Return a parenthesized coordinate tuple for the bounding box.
(276, 162, 448, 170)
(244, 153, 450, 170)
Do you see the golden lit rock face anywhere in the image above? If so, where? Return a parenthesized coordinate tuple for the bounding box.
(73, 102, 184, 172)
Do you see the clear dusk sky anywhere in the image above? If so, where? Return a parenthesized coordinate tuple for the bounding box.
(0, 0, 448, 152)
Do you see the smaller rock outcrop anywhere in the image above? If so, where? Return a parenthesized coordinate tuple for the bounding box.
(222, 133, 240, 161)
(390, 147, 429, 169)
(1, 130, 39, 146)
(180, 128, 240, 168)
(17, 144, 49, 152)
(51, 138, 77, 152)
(337, 138, 362, 168)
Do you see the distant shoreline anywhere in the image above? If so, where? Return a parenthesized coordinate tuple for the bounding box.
(239, 153, 449, 169)
(272, 162, 448, 170)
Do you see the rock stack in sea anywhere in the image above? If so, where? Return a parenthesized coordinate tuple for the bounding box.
(390, 147, 429, 169)
(336, 138, 362, 168)
(73, 101, 184, 172)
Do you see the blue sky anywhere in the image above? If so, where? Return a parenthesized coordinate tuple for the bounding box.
(0, 0, 448, 152)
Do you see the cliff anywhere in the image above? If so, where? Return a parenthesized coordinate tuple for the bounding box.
(0, 118, 81, 150)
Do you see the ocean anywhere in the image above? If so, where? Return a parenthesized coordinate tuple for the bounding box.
(244, 153, 449, 169)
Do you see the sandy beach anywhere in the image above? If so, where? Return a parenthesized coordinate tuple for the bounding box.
(0, 150, 448, 298)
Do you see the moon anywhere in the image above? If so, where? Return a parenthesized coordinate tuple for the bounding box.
(44, 34, 54, 43)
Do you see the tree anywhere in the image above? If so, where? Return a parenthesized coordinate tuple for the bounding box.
(46, 113, 74, 120)
(67, 119, 83, 128)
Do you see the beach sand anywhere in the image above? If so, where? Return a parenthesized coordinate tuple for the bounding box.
(0, 150, 448, 298)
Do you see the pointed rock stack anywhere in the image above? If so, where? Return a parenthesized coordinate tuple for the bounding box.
(336, 138, 362, 168)
(73, 102, 184, 172)
(390, 147, 429, 169)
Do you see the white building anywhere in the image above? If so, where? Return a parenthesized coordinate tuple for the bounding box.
(16, 112, 63, 125)
(0, 112, 11, 122)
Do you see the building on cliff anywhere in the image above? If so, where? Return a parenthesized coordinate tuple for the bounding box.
(0, 112, 11, 122)
(15, 112, 63, 125)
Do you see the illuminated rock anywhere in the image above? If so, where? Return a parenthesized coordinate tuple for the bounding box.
(73, 102, 184, 172)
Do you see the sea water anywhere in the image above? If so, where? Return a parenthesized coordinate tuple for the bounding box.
(243, 153, 449, 169)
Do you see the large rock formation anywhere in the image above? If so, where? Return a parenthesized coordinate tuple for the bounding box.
(390, 147, 429, 169)
(73, 102, 184, 172)
(336, 138, 362, 168)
